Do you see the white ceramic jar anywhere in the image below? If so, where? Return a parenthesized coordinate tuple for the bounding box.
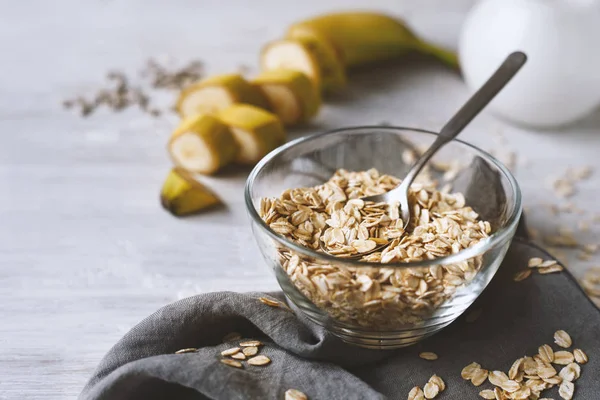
(459, 0, 600, 128)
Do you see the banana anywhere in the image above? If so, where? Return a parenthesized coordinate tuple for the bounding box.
(287, 12, 458, 69)
(176, 73, 270, 118)
(160, 167, 221, 216)
(218, 104, 286, 165)
(251, 69, 320, 125)
(168, 114, 238, 174)
(261, 36, 346, 94)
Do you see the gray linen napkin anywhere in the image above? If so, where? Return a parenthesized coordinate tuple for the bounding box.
(80, 235, 600, 400)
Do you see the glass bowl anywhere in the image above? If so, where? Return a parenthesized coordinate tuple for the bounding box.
(245, 126, 522, 349)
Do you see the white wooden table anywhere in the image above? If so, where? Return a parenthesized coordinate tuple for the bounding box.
(1, 0, 599, 398)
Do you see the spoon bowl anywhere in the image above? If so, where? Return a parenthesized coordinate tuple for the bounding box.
(319, 51, 527, 259)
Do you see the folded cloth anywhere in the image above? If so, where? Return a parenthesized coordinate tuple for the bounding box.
(80, 232, 600, 400)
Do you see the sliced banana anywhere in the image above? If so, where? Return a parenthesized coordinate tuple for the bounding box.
(160, 168, 221, 216)
(251, 69, 320, 125)
(168, 114, 238, 174)
(287, 12, 458, 68)
(176, 73, 270, 118)
(218, 104, 286, 165)
(261, 36, 346, 94)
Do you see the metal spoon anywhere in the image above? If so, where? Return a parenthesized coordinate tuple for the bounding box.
(320, 51, 527, 259)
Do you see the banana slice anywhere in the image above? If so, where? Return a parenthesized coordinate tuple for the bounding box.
(251, 69, 320, 125)
(168, 114, 238, 174)
(287, 12, 458, 68)
(261, 36, 346, 94)
(218, 104, 286, 165)
(176, 73, 270, 118)
(160, 167, 221, 216)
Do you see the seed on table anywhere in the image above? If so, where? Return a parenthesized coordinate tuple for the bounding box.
(419, 352, 438, 361)
(428, 375, 445, 391)
(528, 257, 543, 267)
(471, 368, 489, 386)
(554, 330, 572, 348)
(537, 362, 557, 379)
(500, 379, 520, 393)
(513, 270, 532, 282)
(285, 389, 308, 400)
(478, 389, 495, 399)
(259, 297, 282, 307)
(559, 380, 574, 400)
(231, 352, 246, 360)
(511, 387, 532, 399)
(559, 363, 581, 382)
(523, 357, 537, 375)
(220, 359, 243, 368)
(542, 375, 563, 385)
(243, 346, 259, 356)
(553, 351, 574, 365)
(407, 386, 424, 400)
(539, 259, 558, 267)
(240, 340, 262, 347)
(461, 362, 481, 380)
(509, 357, 524, 379)
(538, 344, 554, 363)
(573, 348, 588, 364)
(423, 382, 439, 399)
(538, 264, 564, 274)
(247, 355, 271, 366)
(175, 348, 197, 354)
(488, 370, 508, 386)
(221, 347, 240, 356)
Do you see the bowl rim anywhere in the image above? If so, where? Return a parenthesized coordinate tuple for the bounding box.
(244, 125, 522, 268)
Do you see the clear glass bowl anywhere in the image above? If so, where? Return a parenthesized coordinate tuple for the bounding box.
(245, 126, 522, 349)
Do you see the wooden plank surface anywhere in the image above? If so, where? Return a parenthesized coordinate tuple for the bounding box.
(1, 0, 599, 398)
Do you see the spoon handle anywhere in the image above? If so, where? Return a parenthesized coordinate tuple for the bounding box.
(440, 51, 527, 139)
(400, 51, 527, 188)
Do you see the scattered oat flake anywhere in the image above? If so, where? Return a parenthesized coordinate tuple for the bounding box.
(419, 352, 438, 361)
(538, 264, 564, 274)
(175, 348, 197, 354)
(220, 358, 243, 368)
(553, 351, 574, 365)
(461, 362, 481, 380)
(539, 345, 554, 363)
(240, 340, 262, 347)
(259, 297, 282, 307)
(471, 368, 489, 386)
(573, 348, 588, 364)
(423, 382, 439, 399)
(407, 386, 425, 400)
(559, 363, 580, 382)
(479, 389, 495, 399)
(500, 379, 520, 393)
(488, 370, 509, 386)
(242, 346, 258, 356)
(554, 330, 572, 348)
(538, 260, 558, 268)
(559, 380, 574, 399)
(514, 269, 532, 282)
(428, 375, 445, 391)
(285, 389, 308, 400)
(231, 352, 246, 360)
(528, 257, 543, 268)
(509, 357, 524, 380)
(221, 347, 240, 356)
(247, 355, 271, 366)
